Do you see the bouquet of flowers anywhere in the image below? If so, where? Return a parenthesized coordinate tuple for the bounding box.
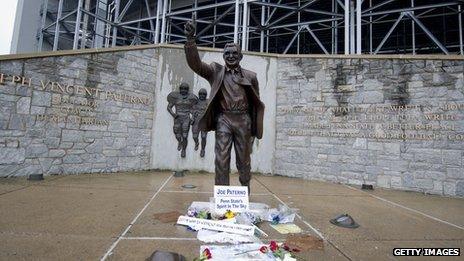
(259, 241, 300, 260)
(187, 208, 236, 220)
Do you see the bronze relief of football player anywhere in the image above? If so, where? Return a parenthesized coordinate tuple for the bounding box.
(167, 83, 198, 158)
(192, 88, 208, 158)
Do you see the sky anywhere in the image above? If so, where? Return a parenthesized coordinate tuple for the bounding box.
(0, 0, 18, 55)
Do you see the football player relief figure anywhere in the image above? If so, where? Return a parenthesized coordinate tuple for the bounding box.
(167, 83, 198, 158)
(192, 88, 209, 158)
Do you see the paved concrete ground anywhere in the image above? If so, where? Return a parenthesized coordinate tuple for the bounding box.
(0, 171, 463, 260)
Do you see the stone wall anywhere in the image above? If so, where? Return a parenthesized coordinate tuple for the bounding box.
(276, 58, 464, 196)
(1, 46, 463, 197)
(0, 49, 157, 176)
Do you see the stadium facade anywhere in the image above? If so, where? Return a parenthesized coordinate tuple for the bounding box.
(10, 0, 464, 55)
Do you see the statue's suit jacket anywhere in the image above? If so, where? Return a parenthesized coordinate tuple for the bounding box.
(184, 41, 265, 139)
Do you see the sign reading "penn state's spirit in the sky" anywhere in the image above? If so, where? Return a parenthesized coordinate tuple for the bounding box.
(214, 185, 249, 213)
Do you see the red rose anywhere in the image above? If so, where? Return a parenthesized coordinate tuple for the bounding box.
(269, 241, 279, 252)
(259, 246, 268, 253)
(203, 248, 212, 259)
(282, 243, 290, 251)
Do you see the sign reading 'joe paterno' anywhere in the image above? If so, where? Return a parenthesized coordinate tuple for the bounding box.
(214, 186, 249, 213)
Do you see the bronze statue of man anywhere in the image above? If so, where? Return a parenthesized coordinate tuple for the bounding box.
(183, 21, 265, 191)
(192, 88, 209, 158)
(167, 82, 198, 158)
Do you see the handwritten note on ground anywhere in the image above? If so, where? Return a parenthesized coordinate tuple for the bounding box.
(177, 216, 255, 236)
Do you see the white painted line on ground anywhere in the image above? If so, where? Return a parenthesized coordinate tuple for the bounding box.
(100, 174, 173, 261)
(270, 194, 325, 240)
(343, 184, 464, 231)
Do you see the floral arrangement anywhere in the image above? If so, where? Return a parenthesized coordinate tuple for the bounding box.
(187, 208, 236, 220)
(194, 248, 212, 261)
(259, 241, 300, 259)
(224, 210, 235, 219)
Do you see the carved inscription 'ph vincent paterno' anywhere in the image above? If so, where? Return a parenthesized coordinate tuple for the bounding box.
(0, 73, 150, 105)
(0, 72, 151, 126)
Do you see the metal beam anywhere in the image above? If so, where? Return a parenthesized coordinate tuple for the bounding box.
(161, 0, 168, 43)
(213, 0, 217, 48)
(167, 1, 236, 17)
(350, 0, 355, 53)
(81, 0, 90, 49)
(38, 0, 49, 51)
(411, 0, 415, 54)
(356, 0, 362, 54)
(154, 0, 162, 44)
(369, 0, 373, 53)
(266, 0, 320, 29)
(460, 5, 463, 54)
(250, 1, 343, 17)
(234, 0, 240, 43)
(269, 17, 341, 29)
(374, 12, 405, 54)
(44, 10, 77, 30)
(73, 0, 84, 49)
(344, 0, 349, 54)
(121, 25, 156, 33)
(112, 0, 121, 47)
(118, 0, 134, 21)
(364, 2, 460, 17)
(197, 5, 235, 37)
(265, 0, 283, 25)
(242, 0, 249, 51)
(260, 0, 265, 52)
(144, 0, 155, 42)
(80, 8, 150, 43)
(53, 0, 64, 51)
(305, 25, 329, 54)
(298, 0, 301, 54)
(284, 26, 304, 54)
(406, 12, 450, 54)
(362, 0, 396, 14)
(169, 16, 245, 28)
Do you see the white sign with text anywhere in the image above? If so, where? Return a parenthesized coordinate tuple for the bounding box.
(214, 185, 249, 213)
(177, 216, 255, 236)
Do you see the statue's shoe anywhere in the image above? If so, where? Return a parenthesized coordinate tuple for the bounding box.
(200, 149, 205, 158)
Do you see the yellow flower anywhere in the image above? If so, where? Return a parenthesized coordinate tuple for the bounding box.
(224, 210, 235, 219)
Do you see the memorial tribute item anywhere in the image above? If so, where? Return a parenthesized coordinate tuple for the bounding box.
(167, 83, 198, 158)
(192, 88, 209, 157)
(183, 21, 265, 191)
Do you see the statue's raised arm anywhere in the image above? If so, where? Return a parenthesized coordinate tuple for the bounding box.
(183, 21, 214, 82)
